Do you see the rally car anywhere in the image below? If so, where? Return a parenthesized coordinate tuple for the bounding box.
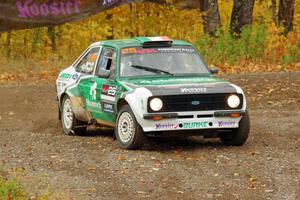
(56, 36, 250, 149)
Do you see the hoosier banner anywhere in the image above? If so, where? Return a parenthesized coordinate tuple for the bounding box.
(0, 0, 198, 32)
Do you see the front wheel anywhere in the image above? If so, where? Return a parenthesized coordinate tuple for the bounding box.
(115, 105, 146, 150)
(61, 96, 87, 135)
(219, 111, 250, 146)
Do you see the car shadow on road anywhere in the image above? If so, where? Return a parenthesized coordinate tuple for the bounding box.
(83, 127, 115, 137)
(82, 127, 226, 151)
(143, 136, 225, 152)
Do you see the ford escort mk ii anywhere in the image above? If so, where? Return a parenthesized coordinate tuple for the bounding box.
(56, 36, 250, 149)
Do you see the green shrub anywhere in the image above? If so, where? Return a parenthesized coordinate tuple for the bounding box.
(0, 176, 28, 200)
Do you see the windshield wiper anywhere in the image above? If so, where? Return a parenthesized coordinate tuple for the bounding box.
(131, 64, 173, 76)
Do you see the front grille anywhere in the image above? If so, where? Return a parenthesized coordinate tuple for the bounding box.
(148, 93, 243, 113)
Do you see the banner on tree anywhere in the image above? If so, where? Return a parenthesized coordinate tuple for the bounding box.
(0, 0, 198, 32)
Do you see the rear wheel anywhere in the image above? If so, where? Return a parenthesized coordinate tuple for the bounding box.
(219, 111, 250, 146)
(61, 96, 87, 135)
(115, 105, 146, 149)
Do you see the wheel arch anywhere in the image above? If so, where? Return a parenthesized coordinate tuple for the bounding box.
(117, 98, 129, 113)
(58, 92, 69, 120)
(59, 93, 69, 110)
(60, 92, 92, 123)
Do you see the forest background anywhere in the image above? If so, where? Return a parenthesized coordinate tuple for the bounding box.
(0, 0, 299, 81)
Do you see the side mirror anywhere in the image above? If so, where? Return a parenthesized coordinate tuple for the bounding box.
(209, 68, 219, 74)
(98, 69, 110, 78)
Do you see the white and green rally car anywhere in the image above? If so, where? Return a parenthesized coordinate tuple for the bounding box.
(56, 36, 250, 149)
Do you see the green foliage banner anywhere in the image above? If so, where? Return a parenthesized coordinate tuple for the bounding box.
(0, 0, 198, 32)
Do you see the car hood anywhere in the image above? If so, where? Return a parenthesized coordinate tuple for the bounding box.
(120, 76, 238, 95)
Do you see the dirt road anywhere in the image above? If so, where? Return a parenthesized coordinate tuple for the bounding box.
(0, 72, 299, 200)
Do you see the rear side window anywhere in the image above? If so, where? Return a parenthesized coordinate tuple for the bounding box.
(96, 47, 117, 78)
(97, 48, 116, 71)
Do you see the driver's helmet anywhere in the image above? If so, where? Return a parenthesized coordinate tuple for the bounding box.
(164, 55, 174, 71)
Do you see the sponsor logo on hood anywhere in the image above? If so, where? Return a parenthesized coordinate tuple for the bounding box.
(180, 88, 207, 93)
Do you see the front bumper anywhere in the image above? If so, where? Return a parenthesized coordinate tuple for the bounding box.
(140, 110, 245, 132)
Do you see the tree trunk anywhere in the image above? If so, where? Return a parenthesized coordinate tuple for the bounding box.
(6, 32, 11, 58)
(23, 32, 28, 58)
(106, 12, 114, 40)
(199, 0, 220, 35)
(129, 3, 135, 37)
(271, 0, 277, 24)
(47, 26, 56, 51)
(134, 3, 140, 36)
(230, 0, 255, 35)
(278, 0, 294, 34)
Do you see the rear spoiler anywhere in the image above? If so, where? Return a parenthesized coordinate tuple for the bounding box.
(133, 36, 173, 48)
(142, 40, 173, 48)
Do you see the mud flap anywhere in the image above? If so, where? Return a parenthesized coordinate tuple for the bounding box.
(70, 96, 93, 123)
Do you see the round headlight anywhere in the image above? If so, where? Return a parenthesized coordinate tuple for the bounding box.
(150, 98, 163, 111)
(227, 95, 240, 108)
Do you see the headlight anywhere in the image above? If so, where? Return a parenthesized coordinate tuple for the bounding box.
(227, 94, 241, 108)
(150, 98, 163, 111)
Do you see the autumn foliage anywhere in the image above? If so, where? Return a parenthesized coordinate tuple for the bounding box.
(0, 0, 299, 81)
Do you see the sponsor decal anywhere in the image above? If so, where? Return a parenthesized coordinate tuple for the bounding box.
(90, 82, 97, 100)
(122, 48, 137, 55)
(180, 88, 207, 93)
(101, 84, 116, 102)
(218, 121, 236, 127)
(121, 46, 196, 56)
(136, 49, 158, 55)
(155, 123, 179, 130)
(103, 103, 114, 113)
(59, 72, 72, 79)
(179, 122, 210, 129)
(122, 48, 158, 55)
(72, 73, 79, 80)
(16, 0, 81, 18)
(86, 99, 101, 109)
(157, 48, 195, 53)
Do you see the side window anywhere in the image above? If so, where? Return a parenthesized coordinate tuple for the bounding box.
(75, 47, 100, 74)
(97, 47, 116, 78)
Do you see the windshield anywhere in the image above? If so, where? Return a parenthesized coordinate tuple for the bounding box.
(120, 45, 210, 77)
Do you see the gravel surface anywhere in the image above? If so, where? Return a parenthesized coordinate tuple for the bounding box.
(0, 72, 299, 200)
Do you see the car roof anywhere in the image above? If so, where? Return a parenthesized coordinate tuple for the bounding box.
(89, 36, 192, 49)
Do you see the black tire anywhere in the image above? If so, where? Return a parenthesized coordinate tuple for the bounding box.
(58, 104, 61, 120)
(61, 95, 87, 136)
(219, 111, 250, 146)
(115, 105, 146, 150)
